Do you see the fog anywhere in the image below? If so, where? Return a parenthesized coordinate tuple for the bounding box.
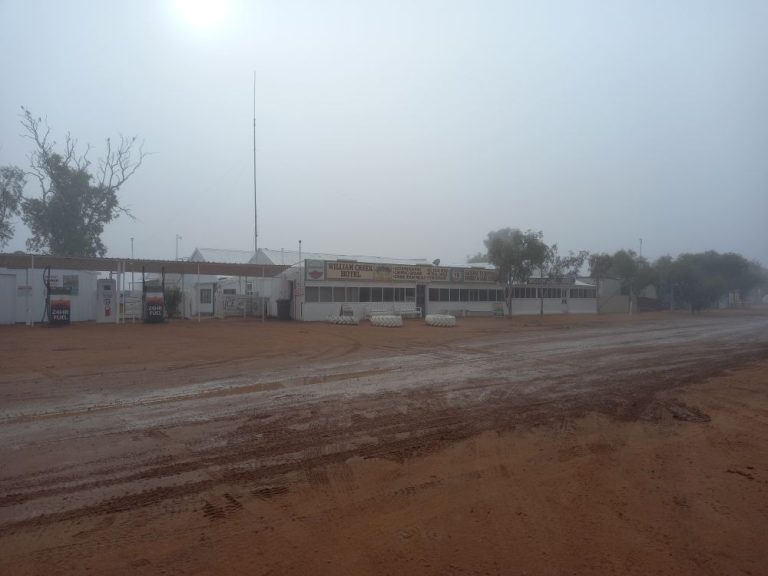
(1, 0, 766, 265)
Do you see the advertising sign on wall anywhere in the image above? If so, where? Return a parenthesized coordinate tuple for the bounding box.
(305, 260, 326, 281)
(325, 261, 375, 281)
(463, 269, 498, 283)
(63, 274, 79, 295)
(306, 261, 498, 284)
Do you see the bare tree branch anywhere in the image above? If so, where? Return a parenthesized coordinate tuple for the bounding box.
(98, 134, 146, 192)
(18, 106, 147, 256)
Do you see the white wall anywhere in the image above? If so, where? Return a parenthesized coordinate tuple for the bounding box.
(568, 298, 598, 314)
(0, 274, 15, 324)
(298, 281, 414, 322)
(508, 297, 597, 315)
(216, 276, 290, 318)
(509, 299, 543, 315)
(426, 300, 501, 316)
(183, 281, 216, 317)
(0, 268, 99, 323)
(298, 281, 507, 321)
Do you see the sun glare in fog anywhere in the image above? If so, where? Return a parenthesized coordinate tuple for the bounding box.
(170, 0, 232, 33)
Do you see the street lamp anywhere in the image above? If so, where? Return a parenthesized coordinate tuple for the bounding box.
(175, 234, 182, 261)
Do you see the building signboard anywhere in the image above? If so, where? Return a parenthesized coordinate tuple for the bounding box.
(463, 269, 498, 283)
(306, 261, 498, 284)
(305, 259, 326, 281)
(325, 261, 376, 281)
(63, 274, 79, 295)
(390, 265, 450, 282)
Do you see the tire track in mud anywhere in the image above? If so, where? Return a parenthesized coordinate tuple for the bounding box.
(0, 366, 394, 425)
(1, 337, 766, 536)
(2, 317, 767, 534)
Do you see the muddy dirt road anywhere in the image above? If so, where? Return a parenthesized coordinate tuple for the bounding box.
(1, 312, 767, 575)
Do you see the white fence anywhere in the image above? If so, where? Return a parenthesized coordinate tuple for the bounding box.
(214, 294, 269, 319)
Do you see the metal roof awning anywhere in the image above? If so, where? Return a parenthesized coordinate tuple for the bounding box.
(0, 253, 288, 277)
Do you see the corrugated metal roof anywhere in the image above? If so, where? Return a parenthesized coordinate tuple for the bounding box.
(190, 248, 255, 264)
(254, 248, 429, 266)
(442, 261, 497, 270)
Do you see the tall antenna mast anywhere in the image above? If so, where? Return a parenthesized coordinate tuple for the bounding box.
(253, 70, 258, 255)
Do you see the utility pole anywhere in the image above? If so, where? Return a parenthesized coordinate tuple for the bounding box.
(253, 70, 258, 256)
(176, 234, 182, 261)
(298, 239, 302, 320)
(130, 237, 134, 291)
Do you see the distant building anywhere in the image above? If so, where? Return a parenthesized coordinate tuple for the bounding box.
(507, 276, 598, 315)
(253, 247, 428, 267)
(189, 248, 256, 264)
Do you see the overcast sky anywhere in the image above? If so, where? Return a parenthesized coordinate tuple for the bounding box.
(1, 0, 766, 265)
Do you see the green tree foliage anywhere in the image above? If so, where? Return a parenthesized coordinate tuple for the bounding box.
(538, 245, 589, 315)
(541, 245, 589, 279)
(164, 287, 183, 318)
(484, 228, 548, 285)
(587, 252, 613, 280)
(0, 165, 25, 248)
(656, 251, 763, 311)
(19, 107, 145, 257)
(589, 249, 654, 298)
(483, 228, 556, 312)
(484, 229, 589, 314)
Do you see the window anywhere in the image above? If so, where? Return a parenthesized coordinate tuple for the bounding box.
(478, 289, 487, 302)
(306, 286, 319, 302)
(63, 274, 79, 295)
(541, 287, 561, 299)
(223, 288, 236, 295)
(511, 287, 538, 299)
(383, 287, 394, 302)
(429, 288, 439, 301)
(333, 287, 346, 302)
(371, 287, 383, 302)
(347, 287, 359, 302)
(439, 288, 449, 301)
(319, 287, 333, 302)
(359, 287, 370, 302)
(405, 288, 416, 302)
(200, 288, 212, 304)
(460, 289, 469, 301)
(246, 282, 254, 295)
(570, 288, 596, 299)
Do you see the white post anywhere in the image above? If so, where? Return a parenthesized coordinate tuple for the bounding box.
(120, 261, 124, 324)
(262, 265, 266, 322)
(30, 254, 35, 327)
(130, 237, 134, 290)
(298, 240, 302, 321)
(197, 263, 201, 323)
(25, 264, 30, 326)
(115, 262, 120, 324)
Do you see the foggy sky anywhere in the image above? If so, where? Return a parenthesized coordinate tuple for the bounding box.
(1, 0, 766, 266)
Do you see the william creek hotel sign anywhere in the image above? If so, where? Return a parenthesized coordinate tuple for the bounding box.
(305, 260, 497, 284)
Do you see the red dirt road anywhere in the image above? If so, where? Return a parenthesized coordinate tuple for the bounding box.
(1, 311, 767, 575)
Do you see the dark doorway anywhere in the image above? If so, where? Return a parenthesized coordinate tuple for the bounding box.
(416, 284, 426, 318)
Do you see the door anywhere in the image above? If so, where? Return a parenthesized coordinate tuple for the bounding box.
(0, 274, 16, 324)
(416, 284, 426, 318)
